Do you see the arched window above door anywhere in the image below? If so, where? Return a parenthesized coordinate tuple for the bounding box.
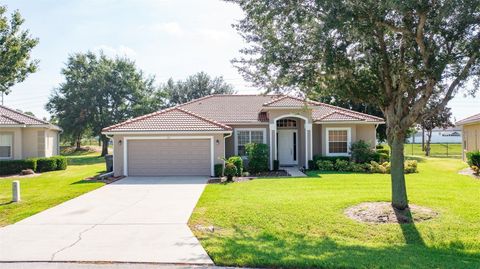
(277, 119, 297, 128)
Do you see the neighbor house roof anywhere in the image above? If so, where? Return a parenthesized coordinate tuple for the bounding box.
(0, 105, 61, 130)
(102, 107, 232, 133)
(456, 113, 480, 126)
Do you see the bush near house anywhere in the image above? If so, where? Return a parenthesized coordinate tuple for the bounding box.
(0, 156, 68, 176)
(214, 164, 224, 177)
(315, 158, 418, 174)
(227, 156, 243, 176)
(224, 163, 237, 182)
(466, 151, 480, 175)
(0, 159, 37, 176)
(273, 160, 280, 171)
(245, 143, 269, 173)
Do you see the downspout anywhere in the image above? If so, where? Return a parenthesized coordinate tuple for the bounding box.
(374, 124, 379, 148)
(223, 132, 233, 165)
(105, 134, 114, 173)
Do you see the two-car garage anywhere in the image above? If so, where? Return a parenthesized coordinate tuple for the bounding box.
(125, 138, 213, 176)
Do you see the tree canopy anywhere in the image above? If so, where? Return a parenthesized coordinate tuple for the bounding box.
(0, 5, 39, 99)
(162, 71, 235, 107)
(420, 101, 454, 156)
(229, 0, 480, 209)
(46, 52, 162, 155)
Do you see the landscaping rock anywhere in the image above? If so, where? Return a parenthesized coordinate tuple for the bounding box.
(20, 169, 35, 175)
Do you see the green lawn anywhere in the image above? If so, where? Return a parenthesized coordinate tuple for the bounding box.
(0, 153, 106, 226)
(189, 157, 480, 268)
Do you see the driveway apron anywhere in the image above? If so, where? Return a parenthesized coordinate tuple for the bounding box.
(0, 177, 213, 264)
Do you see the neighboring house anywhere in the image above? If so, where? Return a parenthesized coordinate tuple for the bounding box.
(456, 113, 480, 159)
(102, 95, 384, 177)
(406, 127, 462, 144)
(0, 105, 62, 160)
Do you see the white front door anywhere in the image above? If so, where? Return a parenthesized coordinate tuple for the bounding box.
(277, 129, 297, 166)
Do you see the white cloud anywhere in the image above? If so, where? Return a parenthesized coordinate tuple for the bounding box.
(147, 22, 184, 36)
(196, 29, 232, 42)
(94, 45, 137, 59)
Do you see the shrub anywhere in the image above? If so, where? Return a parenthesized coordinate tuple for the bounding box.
(316, 160, 335, 171)
(466, 151, 480, 173)
(370, 161, 387, 173)
(350, 162, 368, 173)
(36, 157, 58, 172)
(313, 155, 350, 164)
(227, 156, 243, 176)
(214, 164, 223, 177)
(53, 156, 68, 170)
(350, 140, 375, 163)
(376, 144, 385, 149)
(0, 159, 37, 175)
(383, 162, 391, 173)
(224, 162, 237, 182)
(335, 159, 350, 172)
(273, 160, 280, 171)
(245, 143, 269, 173)
(308, 160, 315, 170)
(376, 149, 390, 156)
(404, 160, 418, 174)
(371, 152, 390, 163)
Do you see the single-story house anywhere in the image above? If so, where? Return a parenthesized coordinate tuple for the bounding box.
(456, 113, 480, 159)
(0, 105, 62, 160)
(102, 95, 384, 177)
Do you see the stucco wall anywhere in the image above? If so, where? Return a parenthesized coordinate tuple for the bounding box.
(22, 128, 38, 158)
(0, 127, 60, 159)
(320, 124, 377, 156)
(112, 133, 227, 177)
(224, 124, 270, 158)
(463, 123, 480, 154)
(356, 124, 377, 148)
(44, 129, 59, 157)
(312, 124, 322, 156)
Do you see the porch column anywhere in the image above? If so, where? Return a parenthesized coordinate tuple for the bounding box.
(269, 123, 277, 170)
(305, 123, 312, 169)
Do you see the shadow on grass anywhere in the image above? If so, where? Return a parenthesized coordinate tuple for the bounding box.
(201, 229, 480, 268)
(0, 201, 14, 206)
(66, 155, 104, 166)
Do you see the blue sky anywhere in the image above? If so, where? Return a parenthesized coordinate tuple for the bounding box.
(2, 0, 478, 122)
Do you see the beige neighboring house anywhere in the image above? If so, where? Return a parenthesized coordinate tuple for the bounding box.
(0, 105, 62, 160)
(102, 95, 384, 177)
(456, 113, 480, 159)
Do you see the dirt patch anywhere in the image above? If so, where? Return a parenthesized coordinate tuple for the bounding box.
(458, 167, 480, 179)
(345, 202, 437, 224)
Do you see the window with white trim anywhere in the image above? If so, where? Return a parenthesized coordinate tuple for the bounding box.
(326, 128, 351, 156)
(235, 129, 266, 156)
(0, 133, 13, 159)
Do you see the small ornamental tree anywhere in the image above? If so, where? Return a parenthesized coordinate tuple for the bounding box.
(419, 102, 454, 156)
(229, 0, 480, 210)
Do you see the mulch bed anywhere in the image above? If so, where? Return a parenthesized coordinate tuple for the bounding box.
(458, 167, 480, 179)
(345, 202, 437, 224)
(208, 170, 289, 184)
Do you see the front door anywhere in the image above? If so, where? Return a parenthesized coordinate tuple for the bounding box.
(277, 129, 297, 166)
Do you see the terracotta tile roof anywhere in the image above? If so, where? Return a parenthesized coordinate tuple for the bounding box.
(179, 94, 279, 123)
(102, 107, 232, 132)
(263, 95, 320, 107)
(0, 105, 55, 126)
(312, 103, 384, 123)
(456, 113, 480, 125)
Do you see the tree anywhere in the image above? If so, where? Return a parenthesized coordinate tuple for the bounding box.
(162, 71, 235, 107)
(0, 5, 39, 103)
(47, 52, 163, 155)
(229, 0, 479, 209)
(420, 103, 454, 156)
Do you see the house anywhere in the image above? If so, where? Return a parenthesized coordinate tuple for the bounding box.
(456, 113, 480, 159)
(102, 95, 384, 177)
(406, 127, 462, 144)
(0, 105, 62, 160)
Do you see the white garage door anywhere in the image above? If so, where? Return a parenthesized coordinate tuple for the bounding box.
(127, 139, 211, 176)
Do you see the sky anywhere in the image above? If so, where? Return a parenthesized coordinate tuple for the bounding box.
(1, 0, 479, 122)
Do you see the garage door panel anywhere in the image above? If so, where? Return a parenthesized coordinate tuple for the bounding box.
(127, 139, 211, 176)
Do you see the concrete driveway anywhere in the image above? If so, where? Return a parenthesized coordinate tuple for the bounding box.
(0, 177, 213, 264)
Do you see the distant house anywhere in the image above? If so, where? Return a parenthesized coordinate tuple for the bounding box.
(0, 105, 62, 160)
(407, 127, 462, 144)
(456, 113, 480, 159)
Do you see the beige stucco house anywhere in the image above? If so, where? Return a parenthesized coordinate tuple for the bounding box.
(0, 105, 61, 160)
(456, 113, 480, 160)
(102, 95, 384, 177)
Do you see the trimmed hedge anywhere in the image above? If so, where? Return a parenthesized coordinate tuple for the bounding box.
(0, 159, 37, 175)
(214, 163, 223, 177)
(54, 156, 68, 170)
(245, 143, 269, 173)
(466, 151, 480, 175)
(312, 155, 350, 169)
(36, 157, 58, 172)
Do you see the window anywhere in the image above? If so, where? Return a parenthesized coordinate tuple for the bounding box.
(277, 119, 297, 128)
(0, 133, 13, 159)
(235, 129, 266, 156)
(326, 128, 351, 156)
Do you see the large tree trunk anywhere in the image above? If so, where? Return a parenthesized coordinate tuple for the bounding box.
(75, 136, 81, 151)
(425, 130, 433, 156)
(101, 135, 109, 157)
(390, 135, 408, 210)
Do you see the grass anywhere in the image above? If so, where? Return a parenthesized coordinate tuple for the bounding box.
(189, 157, 480, 268)
(0, 152, 106, 226)
(402, 143, 462, 158)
